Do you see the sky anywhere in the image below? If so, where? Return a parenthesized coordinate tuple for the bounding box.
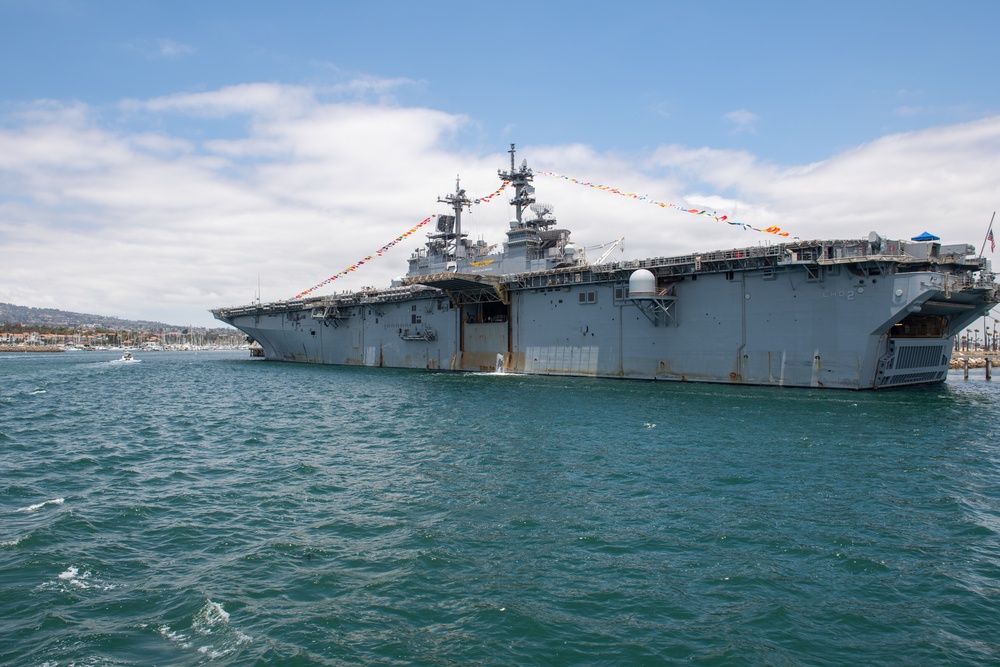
(2, 0, 1000, 327)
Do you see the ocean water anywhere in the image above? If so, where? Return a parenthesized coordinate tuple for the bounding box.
(2, 350, 999, 666)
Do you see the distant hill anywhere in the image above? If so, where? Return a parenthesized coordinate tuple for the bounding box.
(0, 302, 182, 331)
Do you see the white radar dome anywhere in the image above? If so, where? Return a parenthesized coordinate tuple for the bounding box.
(629, 269, 656, 296)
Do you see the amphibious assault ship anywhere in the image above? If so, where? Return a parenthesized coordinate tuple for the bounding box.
(213, 145, 999, 389)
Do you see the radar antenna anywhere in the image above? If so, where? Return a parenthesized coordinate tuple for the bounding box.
(530, 203, 555, 218)
(528, 202, 557, 231)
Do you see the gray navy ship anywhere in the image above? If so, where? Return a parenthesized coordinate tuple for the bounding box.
(213, 145, 1000, 389)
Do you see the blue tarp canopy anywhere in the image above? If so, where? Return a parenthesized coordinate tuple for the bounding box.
(911, 231, 940, 241)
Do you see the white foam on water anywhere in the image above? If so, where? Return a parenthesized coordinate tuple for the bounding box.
(30, 389, 46, 395)
(16, 497, 64, 513)
(159, 625, 193, 650)
(0, 534, 26, 548)
(183, 599, 253, 657)
(47, 565, 117, 593)
(157, 599, 253, 658)
(193, 599, 231, 632)
(58, 565, 91, 589)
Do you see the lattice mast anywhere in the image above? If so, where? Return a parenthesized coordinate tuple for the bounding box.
(498, 143, 536, 225)
(436, 175, 472, 260)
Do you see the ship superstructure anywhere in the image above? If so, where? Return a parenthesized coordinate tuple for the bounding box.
(213, 145, 999, 389)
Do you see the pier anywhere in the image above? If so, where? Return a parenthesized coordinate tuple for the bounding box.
(951, 351, 999, 380)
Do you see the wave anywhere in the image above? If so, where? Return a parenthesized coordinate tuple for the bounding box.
(58, 565, 91, 589)
(56, 565, 107, 590)
(43, 565, 117, 593)
(159, 599, 252, 660)
(0, 534, 27, 548)
(15, 497, 64, 513)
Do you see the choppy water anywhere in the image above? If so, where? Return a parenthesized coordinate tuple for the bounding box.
(2, 350, 1000, 666)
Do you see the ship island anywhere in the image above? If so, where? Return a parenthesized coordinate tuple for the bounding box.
(212, 145, 1000, 389)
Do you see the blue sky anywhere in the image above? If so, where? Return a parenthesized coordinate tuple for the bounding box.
(2, 0, 1000, 325)
(7, 1, 997, 161)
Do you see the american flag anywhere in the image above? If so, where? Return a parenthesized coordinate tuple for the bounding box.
(989, 227, 996, 253)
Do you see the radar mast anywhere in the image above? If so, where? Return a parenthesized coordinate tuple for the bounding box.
(435, 175, 472, 260)
(498, 143, 535, 225)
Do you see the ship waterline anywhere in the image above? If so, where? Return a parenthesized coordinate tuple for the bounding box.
(213, 146, 999, 389)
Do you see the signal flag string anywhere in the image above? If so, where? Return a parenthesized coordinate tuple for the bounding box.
(290, 215, 435, 300)
(290, 182, 510, 300)
(536, 171, 798, 240)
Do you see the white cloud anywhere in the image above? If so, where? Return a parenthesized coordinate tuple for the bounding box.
(325, 75, 420, 104)
(123, 38, 197, 61)
(1, 83, 998, 326)
(157, 38, 196, 59)
(723, 109, 759, 135)
(130, 83, 316, 118)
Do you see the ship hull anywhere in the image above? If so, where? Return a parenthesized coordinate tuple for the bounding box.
(217, 262, 991, 390)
